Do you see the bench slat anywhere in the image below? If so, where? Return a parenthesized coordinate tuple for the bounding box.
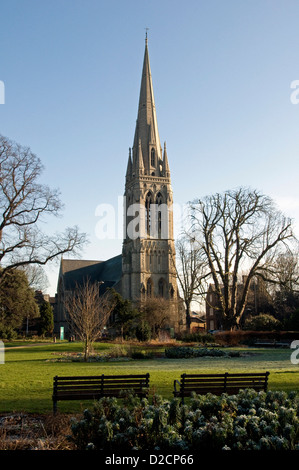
(53, 373, 150, 413)
(174, 372, 269, 403)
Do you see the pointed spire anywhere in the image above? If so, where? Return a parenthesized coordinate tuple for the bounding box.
(133, 37, 162, 172)
(163, 141, 170, 178)
(135, 139, 144, 174)
(126, 148, 132, 180)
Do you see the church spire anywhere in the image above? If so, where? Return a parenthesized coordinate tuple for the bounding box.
(135, 139, 144, 174)
(126, 148, 132, 180)
(163, 141, 170, 178)
(133, 36, 162, 173)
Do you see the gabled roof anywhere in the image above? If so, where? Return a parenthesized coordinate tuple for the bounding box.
(59, 254, 122, 293)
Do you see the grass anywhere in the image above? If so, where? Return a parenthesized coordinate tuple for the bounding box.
(0, 340, 298, 413)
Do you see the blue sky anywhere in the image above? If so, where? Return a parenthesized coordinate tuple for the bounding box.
(1, 0, 299, 295)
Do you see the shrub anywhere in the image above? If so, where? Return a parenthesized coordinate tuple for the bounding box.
(178, 332, 215, 344)
(131, 349, 152, 359)
(164, 346, 240, 359)
(244, 314, 282, 331)
(0, 323, 17, 340)
(69, 389, 299, 451)
(135, 321, 151, 342)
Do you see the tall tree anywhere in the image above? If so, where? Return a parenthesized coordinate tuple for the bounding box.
(270, 251, 299, 323)
(64, 279, 116, 361)
(0, 135, 86, 277)
(38, 301, 54, 337)
(138, 297, 171, 339)
(190, 187, 295, 329)
(173, 235, 208, 332)
(21, 265, 49, 291)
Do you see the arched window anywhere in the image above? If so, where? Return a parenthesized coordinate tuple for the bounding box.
(158, 278, 165, 298)
(147, 278, 153, 297)
(151, 148, 155, 167)
(145, 192, 152, 236)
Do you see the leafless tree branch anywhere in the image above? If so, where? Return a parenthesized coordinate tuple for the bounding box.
(189, 187, 297, 329)
(0, 135, 87, 277)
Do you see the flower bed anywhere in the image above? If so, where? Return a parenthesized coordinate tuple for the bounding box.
(69, 389, 299, 451)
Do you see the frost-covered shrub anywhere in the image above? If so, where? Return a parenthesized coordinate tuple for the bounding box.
(164, 346, 240, 359)
(69, 389, 299, 451)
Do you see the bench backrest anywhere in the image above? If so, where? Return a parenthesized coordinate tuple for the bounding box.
(53, 373, 150, 399)
(179, 372, 269, 396)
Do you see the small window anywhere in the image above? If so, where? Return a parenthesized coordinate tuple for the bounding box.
(151, 148, 155, 166)
(156, 193, 163, 239)
(145, 192, 152, 236)
(147, 278, 153, 297)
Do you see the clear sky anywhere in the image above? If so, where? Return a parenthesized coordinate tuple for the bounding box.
(1, 0, 299, 295)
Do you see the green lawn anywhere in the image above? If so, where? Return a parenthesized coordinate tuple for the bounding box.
(0, 341, 298, 413)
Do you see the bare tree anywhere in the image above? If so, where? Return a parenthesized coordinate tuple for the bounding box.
(0, 134, 86, 277)
(20, 265, 49, 291)
(64, 279, 116, 361)
(173, 235, 209, 332)
(268, 251, 299, 322)
(270, 251, 299, 294)
(190, 187, 295, 329)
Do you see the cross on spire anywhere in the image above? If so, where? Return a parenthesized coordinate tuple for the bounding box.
(145, 27, 149, 45)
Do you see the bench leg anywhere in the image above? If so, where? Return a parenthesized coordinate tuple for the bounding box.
(53, 399, 57, 415)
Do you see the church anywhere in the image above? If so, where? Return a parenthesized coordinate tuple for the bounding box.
(54, 37, 183, 336)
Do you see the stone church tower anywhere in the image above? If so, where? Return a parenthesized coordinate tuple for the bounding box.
(121, 37, 181, 331)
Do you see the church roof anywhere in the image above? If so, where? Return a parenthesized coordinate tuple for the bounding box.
(59, 254, 122, 293)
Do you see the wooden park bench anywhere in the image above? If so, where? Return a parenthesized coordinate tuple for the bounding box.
(52, 373, 150, 413)
(173, 372, 270, 404)
(254, 339, 291, 348)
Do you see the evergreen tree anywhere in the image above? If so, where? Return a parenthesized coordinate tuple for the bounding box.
(108, 289, 140, 339)
(0, 268, 39, 332)
(38, 302, 54, 337)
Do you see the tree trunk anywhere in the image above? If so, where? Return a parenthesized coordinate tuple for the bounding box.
(84, 339, 89, 362)
(185, 302, 191, 333)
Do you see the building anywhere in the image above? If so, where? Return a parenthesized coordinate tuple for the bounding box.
(121, 35, 181, 330)
(205, 276, 273, 331)
(55, 256, 122, 335)
(190, 312, 206, 333)
(54, 37, 182, 335)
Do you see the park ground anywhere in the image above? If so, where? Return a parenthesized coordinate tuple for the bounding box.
(0, 339, 298, 413)
(0, 339, 298, 451)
